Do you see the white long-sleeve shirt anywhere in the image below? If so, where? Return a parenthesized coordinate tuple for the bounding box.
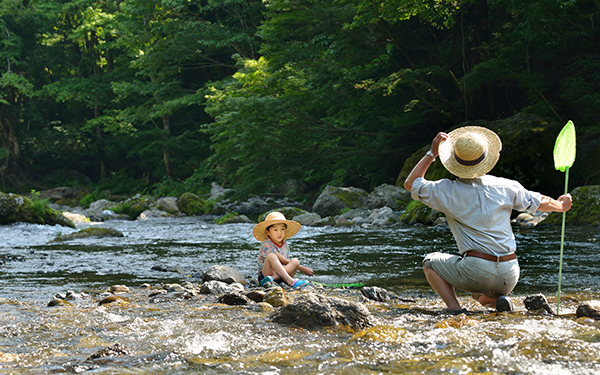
(411, 175, 542, 256)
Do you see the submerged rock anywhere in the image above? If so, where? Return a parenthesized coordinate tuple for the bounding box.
(268, 292, 372, 330)
(87, 343, 132, 360)
(50, 227, 124, 242)
(576, 304, 600, 320)
(360, 286, 391, 302)
(263, 287, 287, 307)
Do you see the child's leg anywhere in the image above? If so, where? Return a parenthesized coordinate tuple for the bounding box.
(262, 253, 299, 286)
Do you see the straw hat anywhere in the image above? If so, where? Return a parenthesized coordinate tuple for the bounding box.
(438, 126, 502, 179)
(252, 211, 302, 242)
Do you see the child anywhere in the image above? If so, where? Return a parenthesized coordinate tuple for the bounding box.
(253, 211, 313, 288)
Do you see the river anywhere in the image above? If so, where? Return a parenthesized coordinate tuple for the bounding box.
(1, 217, 599, 374)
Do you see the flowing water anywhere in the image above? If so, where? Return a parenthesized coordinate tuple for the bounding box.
(1, 217, 600, 374)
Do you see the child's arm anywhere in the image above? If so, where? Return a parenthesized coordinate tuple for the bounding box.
(298, 265, 314, 276)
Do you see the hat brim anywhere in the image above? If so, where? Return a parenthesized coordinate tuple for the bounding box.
(438, 126, 502, 179)
(253, 219, 301, 241)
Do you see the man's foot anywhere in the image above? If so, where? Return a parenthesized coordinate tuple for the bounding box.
(496, 295, 514, 312)
(260, 276, 274, 287)
(291, 279, 310, 288)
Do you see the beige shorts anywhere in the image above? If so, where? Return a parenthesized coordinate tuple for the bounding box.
(423, 252, 520, 298)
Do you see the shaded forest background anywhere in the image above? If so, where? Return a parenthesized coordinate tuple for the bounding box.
(1, 0, 599, 202)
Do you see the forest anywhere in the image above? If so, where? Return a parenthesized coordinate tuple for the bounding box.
(1, 0, 599, 202)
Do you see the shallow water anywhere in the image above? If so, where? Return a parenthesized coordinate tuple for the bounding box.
(1, 217, 600, 374)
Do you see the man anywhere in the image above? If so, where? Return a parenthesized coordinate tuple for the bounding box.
(404, 126, 572, 312)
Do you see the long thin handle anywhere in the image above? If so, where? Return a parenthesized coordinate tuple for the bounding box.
(556, 167, 569, 315)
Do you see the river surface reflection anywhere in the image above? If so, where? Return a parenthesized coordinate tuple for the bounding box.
(1, 217, 599, 374)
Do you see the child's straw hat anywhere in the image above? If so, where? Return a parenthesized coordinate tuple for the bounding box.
(253, 211, 302, 241)
(438, 126, 502, 179)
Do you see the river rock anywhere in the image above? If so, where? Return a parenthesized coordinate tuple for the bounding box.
(89, 199, 119, 212)
(138, 208, 171, 220)
(269, 293, 373, 330)
(98, 295, 129, 306)
(293, 212, 321, 226)
(218, 292, 251, 305)
(217, 213, 252, 224)
(360, 286, 391, 302)
(110, 285, 130, 293)
(263, 286, 287, 307)
(62, 211, 91, 224)
(367, 184, 412, 210)
(156, 197, 179, 213)
(246, 290, 266, 303)
(543, 185, 600, 226)
(523, 294, 555, 315)
(312, 186, 369, 217)
(576, 304, 600, 320)
(311, 216, 336, 227)
(258, 207, 307, 222)
(37, 187, 75, 201)
(47, 297, 73, 307)
(202, 265, 246, 285)
(200, 280, 237, 294)
(368, 206, 401, 226)
(0, 191, 75, 228)
(50, 227, 124, 242)
(87, 343, 132, 360)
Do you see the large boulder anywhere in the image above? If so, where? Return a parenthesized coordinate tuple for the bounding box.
(312, 186, 369, 217)
(543, 185, 600, 226)
(0, 192, 75, 228)
(396, 114, 565, 197)
(268, 293, 373, 330)
(367, 184, 412, 210)
(178, 192, 207, 216)
(202, 265, 246, 285)
(50, 227, 124, 242)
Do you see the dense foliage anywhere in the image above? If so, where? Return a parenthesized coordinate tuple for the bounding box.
(0, 0, 599, 199)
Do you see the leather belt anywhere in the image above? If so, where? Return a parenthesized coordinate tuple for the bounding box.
(463, 250, 516, 262)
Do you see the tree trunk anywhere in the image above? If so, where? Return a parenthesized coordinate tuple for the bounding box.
(162, 114, 174, 178)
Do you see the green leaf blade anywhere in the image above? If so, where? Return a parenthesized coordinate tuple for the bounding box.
(553, 120, 576, 172)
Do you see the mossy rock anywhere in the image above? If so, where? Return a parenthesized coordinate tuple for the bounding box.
(0, 192, 75, 228)
(543, 185, 600, 226)
(111, 196, 156, 220)
(312, 186, 369, 217)
(178, 192, 208, 216)
(257, 207, 308, 222)
(50, 227, 124, 243)
(216, 212, 252, 224)
(400, 201, 442, 225)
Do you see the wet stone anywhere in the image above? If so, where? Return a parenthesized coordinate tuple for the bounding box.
(218, 292, 251, 305)
(109, 285, 130, 293)
(360, 286, 391, 302)
(264, 287, 287, 307)
(87, 343, 132, 360)
(576, 304, 600, 320)
(246, 290, 266, 303)
(523, 294, 555, 315)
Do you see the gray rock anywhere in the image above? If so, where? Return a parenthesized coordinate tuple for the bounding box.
(38, 187, 75, 201)
(202, 265, 246, 284)
(218, 292, 251, 305)
(138, 209, 171, 220)
(293, 212, 322, 226)
(312, 216, 336, 227)
(200, 280, 237, 294)
(268, 292, 373, 330)
(360, 286, 391, 302)
(156, 197, 179, 213)
(367, 184, 411, 210)
(312, 186, 369, 217)
(89, 199, 119, 212)
(368, 206, 400, 226)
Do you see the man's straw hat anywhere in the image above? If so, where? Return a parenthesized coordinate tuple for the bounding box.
(252, 211, 302, 241)
(438, 126, 502, 179)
